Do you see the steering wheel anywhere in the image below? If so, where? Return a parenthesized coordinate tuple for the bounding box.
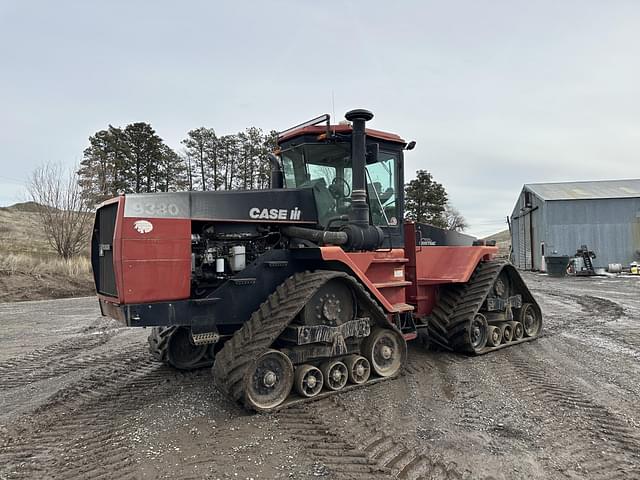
(329, 177, 352, 199)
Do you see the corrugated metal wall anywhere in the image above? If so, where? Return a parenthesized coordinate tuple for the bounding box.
(510, 188, 545, 269)
(511, 191, 640, 270)
(546, 198, 640, 268)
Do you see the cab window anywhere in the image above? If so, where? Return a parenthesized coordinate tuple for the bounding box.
(366, 152, 398, 227)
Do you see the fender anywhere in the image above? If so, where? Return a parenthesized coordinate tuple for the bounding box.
(318, 246, 405, 314)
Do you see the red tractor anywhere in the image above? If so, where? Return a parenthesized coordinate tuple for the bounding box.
(92, 109, 541, 411)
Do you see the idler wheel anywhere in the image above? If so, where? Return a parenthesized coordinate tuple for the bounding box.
(294, 364, 324, 398)
(166, 327, 207, 369)
(245, 349, 294, 410)
(468, 313, 489, 352)
(519, 303, 542, 337)
(321, 360, 348, 391)
(362, 328, 406, 377)
(344, 355, 371, 384)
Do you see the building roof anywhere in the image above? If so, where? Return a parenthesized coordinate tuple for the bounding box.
(525, 179, 640, 201)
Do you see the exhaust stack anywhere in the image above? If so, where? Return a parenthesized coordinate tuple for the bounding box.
(339, 108, 384, 251)
(345, 109, 374, 227)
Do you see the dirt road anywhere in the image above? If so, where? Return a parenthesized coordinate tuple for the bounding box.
(1, 273, 639, 479)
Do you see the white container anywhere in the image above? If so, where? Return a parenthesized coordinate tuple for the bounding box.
(216, 258, 225, 273)
(230, 245, 246, 272)
(608, 263, 622, 274)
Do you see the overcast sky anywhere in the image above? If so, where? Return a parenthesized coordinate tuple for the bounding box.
(1, 1, 639, 236)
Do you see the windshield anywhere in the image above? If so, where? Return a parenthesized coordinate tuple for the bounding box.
(280, 142, 398, 228)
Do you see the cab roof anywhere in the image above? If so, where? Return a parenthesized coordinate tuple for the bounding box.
(278, 124, 406, 146)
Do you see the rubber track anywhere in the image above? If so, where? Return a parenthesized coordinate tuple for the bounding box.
(428, 260, 540, 354)
(148, 326, 214, 369)
(212, 270, 393, 412)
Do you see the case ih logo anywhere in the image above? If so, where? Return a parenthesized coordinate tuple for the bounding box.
(249, 207, 302, 221)
(133, 220, 154, 234)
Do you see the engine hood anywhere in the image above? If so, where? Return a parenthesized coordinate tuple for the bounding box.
(121, 188, 318, 224)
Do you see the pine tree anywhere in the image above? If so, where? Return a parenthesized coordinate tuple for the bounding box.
(79, 122, 280, 202)
(181, 127, 217, 191)
(124, 122, 163, 193)
(78, 126, 131, 205)
(404, 170, 448, 227)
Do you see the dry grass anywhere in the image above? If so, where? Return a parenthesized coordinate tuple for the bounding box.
(0, 203, 94, 301)
(484, 229, 511, 259)
(0, 253, 91, 279)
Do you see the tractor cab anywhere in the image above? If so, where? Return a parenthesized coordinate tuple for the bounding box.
(276, 112, 408, 247)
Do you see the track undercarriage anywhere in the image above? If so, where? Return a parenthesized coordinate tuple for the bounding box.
(148, 261, 542, 412)
(426, 260, 543, 355)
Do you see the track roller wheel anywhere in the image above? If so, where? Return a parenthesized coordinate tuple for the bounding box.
(499, 323, 513, 343)
(294, 364, 324, 398)
(519, 303, 542, 337)
(245, 349, 294, 410)
(511, 321, 524, 341)
(486, 325, 502, 347)
(321, 360, 348, 391)
(362, 328, 406, 377)
(344, 355, 371, 384)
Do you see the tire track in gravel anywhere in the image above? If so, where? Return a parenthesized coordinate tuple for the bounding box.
(536, 290, 640, 357)
(0, 332, 117, 385)
(275, 367, 465, 480)
(0, 347, 206, 480)
(503, 348, 640, 479)
(0, 336, 141, 390)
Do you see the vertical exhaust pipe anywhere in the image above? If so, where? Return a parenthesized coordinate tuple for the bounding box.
(268, 154, 284, 189)
(345, 109, 374, 227)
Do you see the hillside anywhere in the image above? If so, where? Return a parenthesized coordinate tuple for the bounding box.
(0, 203, 94, 302)
(483, 229, 511, 258)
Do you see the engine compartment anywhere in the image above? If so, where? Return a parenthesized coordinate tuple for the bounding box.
(190, 222, 281, 295)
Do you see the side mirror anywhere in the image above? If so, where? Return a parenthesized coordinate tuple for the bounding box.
(405, 141, 416, 150)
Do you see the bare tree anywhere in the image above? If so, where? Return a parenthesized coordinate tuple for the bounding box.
(28, 162, 93, 259)
(444, 203, 468, 232)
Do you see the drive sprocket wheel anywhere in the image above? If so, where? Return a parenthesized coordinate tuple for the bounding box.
(299, 278, 355, 326)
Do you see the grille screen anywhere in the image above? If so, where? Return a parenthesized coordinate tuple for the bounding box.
(92, 203, 118, 297)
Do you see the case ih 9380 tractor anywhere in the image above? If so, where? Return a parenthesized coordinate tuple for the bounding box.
(92, 109, 542, 412)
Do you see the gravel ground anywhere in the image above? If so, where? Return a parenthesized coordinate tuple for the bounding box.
(1, 272, 639, 480)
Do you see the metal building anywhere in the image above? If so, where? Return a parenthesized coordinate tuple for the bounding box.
(510, 179, 640, 270)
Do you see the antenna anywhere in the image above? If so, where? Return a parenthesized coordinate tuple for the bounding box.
(331, 91, 336, 121)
